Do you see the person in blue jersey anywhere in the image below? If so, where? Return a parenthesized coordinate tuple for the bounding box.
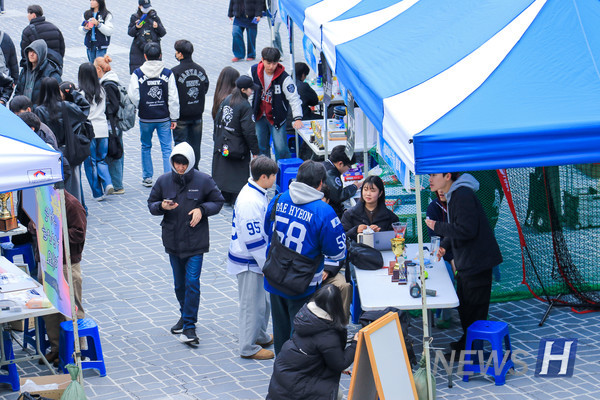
(227, 156, 279, 360)
(264, 160, 347, 355)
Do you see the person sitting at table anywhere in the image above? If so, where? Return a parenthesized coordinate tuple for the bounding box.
(426, 189, 455, 329)
(267, 284, 357, 400)
(341, 175, 399, 242)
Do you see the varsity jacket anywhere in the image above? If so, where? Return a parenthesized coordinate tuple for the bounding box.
(250, 62, 302, 129)
(172, 57, 210, 121)
(264, 181, 347, 299)
(79, 11, 113, 50)
(227, 179, 269, 275)
(128, 60, 179, 123)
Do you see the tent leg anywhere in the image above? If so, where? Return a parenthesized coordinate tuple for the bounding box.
(59, 189, 83, 386)
(288, 18, 300, 156)
(415, 176, 433, 399)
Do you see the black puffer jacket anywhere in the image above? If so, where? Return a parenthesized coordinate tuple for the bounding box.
(34, 90, 90, 146)
(14, 39, 62, 105)
(20, 16, 65, 65)
(267, 303, 357, 400)
(341, 201, 399, 241)
(127, 10, 166, 74)
(148, 143, 225, 258)
(228, 0, 266, 19)
(1, 31, 19, 81)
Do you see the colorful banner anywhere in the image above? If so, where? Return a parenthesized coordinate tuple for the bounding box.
(34, 186, 71, 317)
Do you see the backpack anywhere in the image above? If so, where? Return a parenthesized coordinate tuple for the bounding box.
(0, 32, 9, 76)
(104, 81, 136, 131)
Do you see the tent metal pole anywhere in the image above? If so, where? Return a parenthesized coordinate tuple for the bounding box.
(288, 17, 300, 157)
(414, 175, 433, 399)
(362, 112, 368, 175)
(59, 189, 83, 386)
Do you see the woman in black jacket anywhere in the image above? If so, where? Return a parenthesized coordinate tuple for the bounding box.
(267, 284, 357, 400)
(211, 76, 260, 205)
(35, 77, 90, 204)
(341, 175, 399, 241)
(127, 0, 166, 73)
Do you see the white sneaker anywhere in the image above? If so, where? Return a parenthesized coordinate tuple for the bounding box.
(105, 184, 114, 195)
(95, 195, 105, 202)
(142, 178, 153, 187)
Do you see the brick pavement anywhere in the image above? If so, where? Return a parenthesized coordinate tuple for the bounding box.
(2, 1, 600, 399)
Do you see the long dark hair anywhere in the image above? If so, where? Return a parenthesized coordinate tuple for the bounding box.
(228, 87, 246, 108)
(38, 77, 63, 115)
(312, 284, 348, 329)
(84, 0, 110, 20)
(361, 175, 386, 208)
(78, 62, 104, 104)
(212, 67, 240, 119)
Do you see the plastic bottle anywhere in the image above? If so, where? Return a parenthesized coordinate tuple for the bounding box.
(26, 298, 52, 309)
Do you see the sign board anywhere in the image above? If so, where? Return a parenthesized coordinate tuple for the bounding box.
(348, 312, 417, 400)
(345, 89, 356, 159)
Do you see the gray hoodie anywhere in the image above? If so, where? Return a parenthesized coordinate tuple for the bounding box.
(288, 181, 324, 205)
(23, 39, 48, 99)
(445, 173, 479, 205)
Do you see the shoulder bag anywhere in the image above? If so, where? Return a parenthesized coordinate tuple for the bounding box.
(347, 239, 384, 270)
(262, 195, 323, 297)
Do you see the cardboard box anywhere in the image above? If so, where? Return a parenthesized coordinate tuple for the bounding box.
(10, 318, 35, 332)
(20, 374, 72, 400)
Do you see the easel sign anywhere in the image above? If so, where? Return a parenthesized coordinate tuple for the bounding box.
(348, 312, 417, 400)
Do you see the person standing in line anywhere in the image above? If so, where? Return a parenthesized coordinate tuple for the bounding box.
(228, 156, 278, 360)
(14, 39, 61, 104)
(0, 29, 20, 81)
(250, 47, 303, 160)
(264, 160, 347, 355)
(323, 145, 361, 219)
(20, 5, 64, 73)
(79, 62, 114, 201)
(128, 42, 179, 187)
(95, 55, 125, 194)
(212, 75, 260, 205)
(426, 172, 503, 353)
(79, 0, 114, 63)
(147, 142, 225, 344)
(127, 0, 166, 74)
(211, 66, 239, 121)
(228, 0, 265, 62)
(172, 39, 209, 169)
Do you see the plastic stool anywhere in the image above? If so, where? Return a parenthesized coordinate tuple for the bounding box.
(23, 317, 50, 355)
(350, 276, 362, 324)
(59, 318, 106, 377)
(277, 158, 303, 188)
(462, 320, 514, 385)
(1, 242, 36, 276)
(0, 331, 20, 391)
(280, 167, 299, 193)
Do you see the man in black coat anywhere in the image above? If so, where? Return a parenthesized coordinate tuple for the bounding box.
(148, 142, 224, 345)
(20, 5, 65, 72)
(323, 145, 361, 218)
(172, 40, 209, 169)
(14, 39, 61, 104)
(1, 30, 20, 81)
(426, 172, 503, 352)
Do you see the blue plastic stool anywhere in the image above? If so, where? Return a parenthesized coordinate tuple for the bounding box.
(350, 276, 362, 324)
(0, 331, 20, 391)
(280, 167, 299, 193)
(1, 242, 36, 276)
(462, 320, 514, 385)
(23, 317, 50, 355)
(287, 134, 297, 158)
(277, 158, 303, 188)
(59, 318, 106, 377)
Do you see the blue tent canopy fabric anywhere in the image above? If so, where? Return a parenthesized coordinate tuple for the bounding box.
(279, 0, 600, 176)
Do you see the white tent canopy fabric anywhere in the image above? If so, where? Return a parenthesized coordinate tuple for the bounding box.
(0, 106, 63, 193)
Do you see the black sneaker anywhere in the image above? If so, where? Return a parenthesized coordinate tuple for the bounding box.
(170, 318, 184, 334)
(180, 328, 199, 344)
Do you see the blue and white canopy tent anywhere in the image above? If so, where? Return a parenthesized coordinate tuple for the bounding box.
(280, 0, 600, 397)
(0, 106, 85, 377)
(0, 106, 62, 193)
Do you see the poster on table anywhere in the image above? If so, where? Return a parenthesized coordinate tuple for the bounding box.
(23, 185, 72, 317)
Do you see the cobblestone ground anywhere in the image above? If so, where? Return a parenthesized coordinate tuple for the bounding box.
(2, 1, 600, 399)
